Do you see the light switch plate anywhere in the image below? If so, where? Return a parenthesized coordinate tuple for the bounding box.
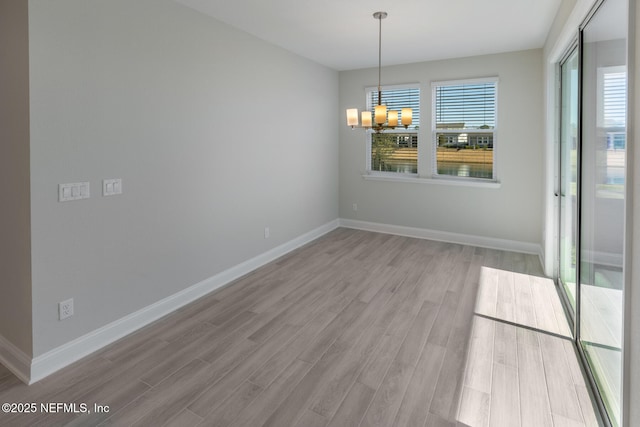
(103, 179, 122, 196)
(59, 182, 90, 202)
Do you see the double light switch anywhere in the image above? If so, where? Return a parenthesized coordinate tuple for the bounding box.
(103, 179, 122, 196)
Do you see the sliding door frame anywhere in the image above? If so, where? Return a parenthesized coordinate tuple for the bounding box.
(556, 30, 614, 426)
(556, 39, 580, 339)
(573, 19, 609, 426)
(556, 0, 629, 425)
(572, 1, 622, 426)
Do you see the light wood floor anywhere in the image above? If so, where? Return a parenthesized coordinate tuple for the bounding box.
(0, 228, 603, 426)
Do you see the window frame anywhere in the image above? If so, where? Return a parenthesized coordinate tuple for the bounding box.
(364, 83, 420, 176)
(431, 77, 499, 182)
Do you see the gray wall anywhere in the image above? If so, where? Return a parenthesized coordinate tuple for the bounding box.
(0, 0, 33, 357)
(27, 0, 339, 356)
(338, 49, 544, 246)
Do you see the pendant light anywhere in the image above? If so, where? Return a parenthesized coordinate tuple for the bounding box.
(346, 12, 413, 133)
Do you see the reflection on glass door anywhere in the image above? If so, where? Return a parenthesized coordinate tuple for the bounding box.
(579, 0, 627, 425)
(559, 48, 579, 315)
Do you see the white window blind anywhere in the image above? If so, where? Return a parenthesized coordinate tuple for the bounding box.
(434, 82, 496, 129)
(366, 86, 420, 131)
(603, 72, 626, 128)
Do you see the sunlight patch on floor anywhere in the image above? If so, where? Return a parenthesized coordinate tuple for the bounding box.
(455, 267, 602, 427)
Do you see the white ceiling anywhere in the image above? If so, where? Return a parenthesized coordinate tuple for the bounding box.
(175, 0, 562, 71)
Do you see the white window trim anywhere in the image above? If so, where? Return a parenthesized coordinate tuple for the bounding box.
(364, 82, 420, 98)
(361, 172, 502, 188)
(431, 76, 499, 182)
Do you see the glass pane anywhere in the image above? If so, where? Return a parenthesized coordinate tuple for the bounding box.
(434, 83, 496, 128)
(559, 49, 579, 312)
(371, 133, 418, 173)
(580, 0, 627, 424)
(435, 132, 493, 178)
(434, 81, 496, 179)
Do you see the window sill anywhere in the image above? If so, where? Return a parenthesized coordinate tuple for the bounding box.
(361, 172, 501, 188)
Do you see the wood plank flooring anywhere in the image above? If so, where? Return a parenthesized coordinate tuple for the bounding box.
(0, 228, 603, 426)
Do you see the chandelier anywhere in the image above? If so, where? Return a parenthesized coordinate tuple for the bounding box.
(346, 12, 413, 133)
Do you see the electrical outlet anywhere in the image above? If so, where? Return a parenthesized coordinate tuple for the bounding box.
(264, 227, 270, 239)
(59, 298, 74, 320)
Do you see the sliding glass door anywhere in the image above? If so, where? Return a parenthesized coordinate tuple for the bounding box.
(559, 47, 579, 317)
(579, 0, 627, 424)
(557, 0, 627, 425)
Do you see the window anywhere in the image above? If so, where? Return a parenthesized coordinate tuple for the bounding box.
(597, 66, 626, 194)
(366, 85, 420, 174)
(432, 78, 497, 180)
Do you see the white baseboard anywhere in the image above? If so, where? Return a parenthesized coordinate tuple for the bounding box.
(8, 218, 544, 384)
(585, 250, 624, 269)
(339, 218, 542, 255)
(0, 334, 31, 384)
(27, 219, 340, 384)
